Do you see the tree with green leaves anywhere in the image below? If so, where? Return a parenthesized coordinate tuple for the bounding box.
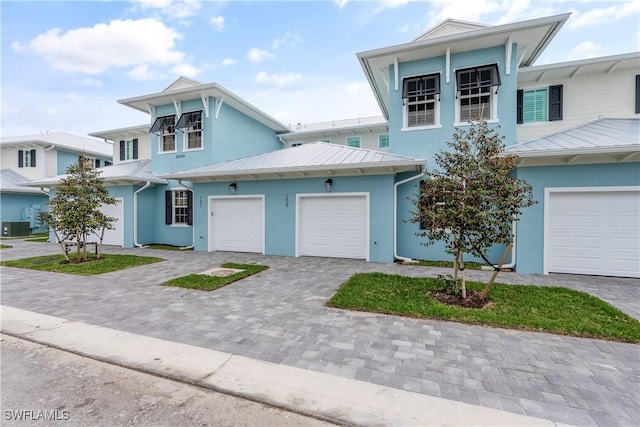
(411, 121, 535, 300)
(44, 155, 116, 262)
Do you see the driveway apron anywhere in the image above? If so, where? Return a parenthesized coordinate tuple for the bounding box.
(1, 240, 638, 426)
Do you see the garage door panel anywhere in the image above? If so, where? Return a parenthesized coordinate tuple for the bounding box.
(99, 199, 123, 247)
(547, 190, 639, 278)
(210, 197, 264, 253)
(298, 195, 368, 260)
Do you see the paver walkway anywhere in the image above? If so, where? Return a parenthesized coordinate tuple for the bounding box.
(1, 240, 638, 426)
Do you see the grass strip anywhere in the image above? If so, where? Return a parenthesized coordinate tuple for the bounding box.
(1, 254, 164, 275)
(163, 262, 269, 291)
(328, 272, 640, 343)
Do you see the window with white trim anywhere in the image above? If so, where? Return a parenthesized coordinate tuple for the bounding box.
(119, 139, 138, 161)
(176, 111, 203, 150)
(19, 149, 36, 168)
(517, 85, 563, 123)
(291, 142, 303, 147)
(402, 74, 440, 128)
(347, 136, 360, 148)
(456, 64, 501, 123)
(150, 115, 176, 153)
(165, 189, 193, 226)
(378, 134, 389, 149)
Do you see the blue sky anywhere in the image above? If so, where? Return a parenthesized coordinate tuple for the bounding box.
(2, 0, 639, 137)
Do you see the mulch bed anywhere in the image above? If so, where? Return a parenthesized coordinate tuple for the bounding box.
(428, 290, 492, 309)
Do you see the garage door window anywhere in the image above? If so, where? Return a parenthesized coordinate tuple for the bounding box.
(165, 190, 193, 226)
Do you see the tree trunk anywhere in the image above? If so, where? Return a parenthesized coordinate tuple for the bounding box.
(480, 243, 513, 299)
(460, 251, 467, 299)
(52, 228, 69, 262)
(97, 227, 105, 259)
(75, 229, 81, 262)
(82, 232, 88, 260)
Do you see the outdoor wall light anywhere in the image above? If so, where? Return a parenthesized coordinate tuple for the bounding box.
(228, 183, 237, 194)
(324, 178, 333, 192)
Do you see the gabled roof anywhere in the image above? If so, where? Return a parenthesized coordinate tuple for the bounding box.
(118, 78, 290, 133)
(413, 19, 488, 41)
(506, 118, 640, 165)
(0, 132, 113, 158)
(281, 116, 388, 141)
(0, 169, 48, 194)
(358, 13, 570, 119)
(23, 159, 166, 187)
(161, 142, 425, 182)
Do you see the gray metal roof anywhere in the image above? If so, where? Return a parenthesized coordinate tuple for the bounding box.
(0, 169, 48, 194)
(23, 159, 166, 187)
(0, 132, 113, 158)
(506, 118, 640, 157)
(161, 142, 425, 182)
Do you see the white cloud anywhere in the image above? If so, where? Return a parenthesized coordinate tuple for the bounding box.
(132, 0, 202, 19)
(128, 64, 160, 81)
(335, 0, 349, 8)
(210, 16, 225, 31)
(247, 47, 276, 63)
(255, 71, 302, 86)
(12, 18, 184, 75)
(73, 77, 103, 88)
(65, 92, 84, 101)
(171, 63, 201, 78)
(221, 57, 237, 66)
(569, 1, 640, 28)
(272, 32, 302, 50)
(570, 41, 602, 59)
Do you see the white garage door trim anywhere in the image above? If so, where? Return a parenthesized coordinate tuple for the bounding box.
(544, 186, 640, 277)
(208, 195, 265, 254)
(296, 192, 370, 261)
(100, 197, 124, 247)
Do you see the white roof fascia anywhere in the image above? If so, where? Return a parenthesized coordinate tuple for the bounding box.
(281, 123, 389, 141)
(0, 133, 113, 158)
(89, 125, 149, 141)
(511, 145, 640, 158)
(358, 13, 570, 119)
(118, 82, 290, 133)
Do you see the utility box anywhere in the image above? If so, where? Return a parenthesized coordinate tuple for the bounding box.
(2, 222, 30, 237)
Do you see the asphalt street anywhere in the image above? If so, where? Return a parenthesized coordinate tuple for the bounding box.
(0, 334, 334, 427)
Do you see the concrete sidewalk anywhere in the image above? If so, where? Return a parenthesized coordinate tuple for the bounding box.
(1, 305, 566, 427)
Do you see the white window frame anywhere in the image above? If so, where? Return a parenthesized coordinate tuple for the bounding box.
(291, 142, 303, 147)
(123, 140, 136, 161)
(182, 112, 203, 152)
(24, 150, 33, 168)
(454, 65, 500, 126)
(346, 136, 360, 148)
(172, 189, 190, 226)
(402, 73, 442, 131)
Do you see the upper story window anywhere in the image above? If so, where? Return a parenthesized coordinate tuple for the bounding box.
(318, 138, 331, 143)
(347, 136, 360, 148)
(402, 73, 440, 129)
(291, 142, 303, 147)
(517, 85, 563, 124)
(456, 64, 501, 123)
(150, 115, 176, 153)
(18, 149, 36, 168)
(378, 134, 389, 149)
(176, 110, 203, 151)
(119, 139, 138, 161)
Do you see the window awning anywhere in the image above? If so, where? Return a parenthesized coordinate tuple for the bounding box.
(149, 115, 175, 134)
(402, 74, 440, 98)
(456, 64, 501, 91)
(176, 110, 202, 129)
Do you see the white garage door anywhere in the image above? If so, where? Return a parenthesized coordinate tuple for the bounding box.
(209, 197, 264, 253)
(100, 199, 123, 247)
(546, 189, 640, 278)
(297, 195, 368, 260)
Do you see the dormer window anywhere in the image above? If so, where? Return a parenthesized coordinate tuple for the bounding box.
(150, 115, 176, 153)
(455, 64, 501, 123)
(402, 73, 440, 129)
(176, 110, 203, 151)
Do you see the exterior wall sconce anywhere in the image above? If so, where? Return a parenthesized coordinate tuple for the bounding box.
(228, 183, 237, 194)
(324, 179, 333, 192)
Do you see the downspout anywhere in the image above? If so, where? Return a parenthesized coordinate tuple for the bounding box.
(177, 179, 195, 250)
(133, 181, 152, 248)
(43, 144, 55, 178)
(277, 135, 287, 148)
(394, 169, 426, 262)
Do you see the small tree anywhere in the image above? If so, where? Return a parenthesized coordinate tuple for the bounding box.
(45, 155, 116, 262)
(411, 121, 535, 299)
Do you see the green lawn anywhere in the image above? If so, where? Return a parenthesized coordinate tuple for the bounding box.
(0, 244, 12, 249)
(163, 262, 269, 291)
(145, 244, 193, 251)
(1, 254, 164, 275)
(328, 272, 640, 343)
(25, 237, 49, 242)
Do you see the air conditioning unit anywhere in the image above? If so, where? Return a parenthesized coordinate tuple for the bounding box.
(2, 222, 30, 237)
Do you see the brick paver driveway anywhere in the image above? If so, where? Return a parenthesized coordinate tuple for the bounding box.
(1, 240, 638, 426)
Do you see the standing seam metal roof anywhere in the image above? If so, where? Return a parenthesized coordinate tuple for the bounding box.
(0, 169, 48, 194)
